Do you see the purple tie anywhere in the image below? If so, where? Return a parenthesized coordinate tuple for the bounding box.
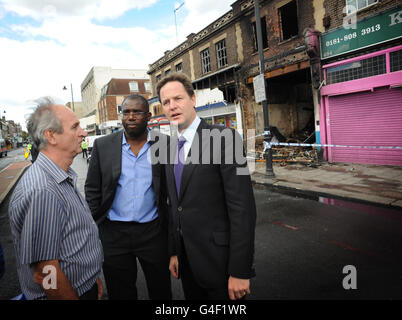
(174, 136, 186, 196)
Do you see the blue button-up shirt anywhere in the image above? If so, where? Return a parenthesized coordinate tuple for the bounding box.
(108, 131, 158, 222)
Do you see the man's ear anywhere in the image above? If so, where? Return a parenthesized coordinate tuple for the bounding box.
(44, 129, 56, 146)
(191, 94, 196, 108)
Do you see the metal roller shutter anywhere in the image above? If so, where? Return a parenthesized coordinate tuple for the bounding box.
(328, 87, 402, 166)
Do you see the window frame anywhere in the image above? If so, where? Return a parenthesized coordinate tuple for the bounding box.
(252, 16, 268, 52)
(278, 0, 299, 42)
(144, 82, 151, 92)
(129, 81, 139, 92)
(201, 48, 211, 74)
(215, 39, 228, 69)
(345, 0, 379, 14)
(175, 62, 183, 72)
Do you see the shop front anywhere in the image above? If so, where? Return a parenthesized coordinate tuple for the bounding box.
(319, 6, 402, 166)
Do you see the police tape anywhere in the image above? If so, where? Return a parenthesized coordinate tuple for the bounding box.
(244, 133, 402, 151)
(262, 141, 402, 152)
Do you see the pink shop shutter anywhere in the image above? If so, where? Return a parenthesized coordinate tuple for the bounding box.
(328, 87, 402, 166)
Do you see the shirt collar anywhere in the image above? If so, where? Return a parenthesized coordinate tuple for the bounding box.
(122, 128, 151, 146)
(36, 152, 77, 185)
(178, 116, 201, 145)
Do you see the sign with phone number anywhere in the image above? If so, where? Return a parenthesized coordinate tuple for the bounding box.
(320, 6, 402, 59)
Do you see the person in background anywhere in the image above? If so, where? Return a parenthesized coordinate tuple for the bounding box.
(81, 138, 88, 159)
(8, 97, 103, 300)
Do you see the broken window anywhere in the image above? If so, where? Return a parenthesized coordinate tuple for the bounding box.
(222, 85, 236, 103)
(216, 39, 228, 69)
(278, 0, 299, 41)
(252, 16, 268, 52)
(201, 48, 211, 74)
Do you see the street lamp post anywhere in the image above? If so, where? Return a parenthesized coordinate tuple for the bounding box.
(63, 84, 75, 112)
(174, 2, 185, 44)
(254, 0, 274, 177)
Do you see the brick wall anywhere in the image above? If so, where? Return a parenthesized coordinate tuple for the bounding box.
(241, 0, 313, 76)
(323, 0, 400, 31)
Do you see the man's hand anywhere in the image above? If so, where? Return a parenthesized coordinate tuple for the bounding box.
(228, 276, 250, 300)
(169, 255, 179, 279)
(33, 259, 79, 300)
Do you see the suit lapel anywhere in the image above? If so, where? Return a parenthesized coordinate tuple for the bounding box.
(111, 130, 123, 185)
(149, 133, 163, 198)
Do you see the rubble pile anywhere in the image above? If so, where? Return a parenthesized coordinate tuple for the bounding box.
(272, 146, 319, 166)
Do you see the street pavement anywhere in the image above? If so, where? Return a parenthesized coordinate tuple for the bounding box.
(252, 161, 402, 208)
(0, 149, 401, 300)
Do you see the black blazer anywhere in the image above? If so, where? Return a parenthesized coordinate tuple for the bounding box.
(165, 119, 256, 289)
(84, 130, 169, 225)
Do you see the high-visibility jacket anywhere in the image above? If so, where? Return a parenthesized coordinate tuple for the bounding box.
(81, 141, 88, 149)
(27, 144, 32, 150)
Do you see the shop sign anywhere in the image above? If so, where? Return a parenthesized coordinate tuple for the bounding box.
(320, 6, 402, 59)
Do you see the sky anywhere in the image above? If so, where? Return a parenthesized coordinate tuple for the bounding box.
(0, 0, 235, 131)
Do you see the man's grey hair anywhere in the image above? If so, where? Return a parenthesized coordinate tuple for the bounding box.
(26, 97, 63, 150)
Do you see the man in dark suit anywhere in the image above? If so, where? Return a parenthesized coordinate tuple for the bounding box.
(85, 94, 171, 300)
(156, 73, 256, 300)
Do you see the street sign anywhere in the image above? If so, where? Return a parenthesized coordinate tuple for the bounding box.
(253, 74, 266, 103)
(320, 6, 402, 59)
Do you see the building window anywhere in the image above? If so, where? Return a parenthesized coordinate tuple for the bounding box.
(175, 62, 183, 72)
(216, 39, 228, 68)
(278, 0, 299, 41)
(165, 69, 171, 76)
(390, 50, 402, 73)
(101, 84, 108, 97)
(326, 54, 386, 84)
(156, 74, 161, 82)
(201, 48, 211, 74)
(129, 81, 139, 92)
(252, 17, 268, 51)
(144, 82, 151, 92)
(345, 0, 378, 14)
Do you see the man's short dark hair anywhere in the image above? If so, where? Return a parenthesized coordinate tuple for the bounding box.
(156, 72, 195, 101)
(122, 94, 149, 111)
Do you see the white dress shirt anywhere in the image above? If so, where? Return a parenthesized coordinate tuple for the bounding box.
(177, 116, 201, 162)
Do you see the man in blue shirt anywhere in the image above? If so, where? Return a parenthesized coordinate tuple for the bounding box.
(85, 94, 171, 300)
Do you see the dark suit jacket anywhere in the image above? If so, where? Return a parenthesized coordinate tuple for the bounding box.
(84, 130, 169, 226)
(165, 119, 256, 289)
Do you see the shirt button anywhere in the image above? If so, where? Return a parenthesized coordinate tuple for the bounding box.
(178, 206, 182, 212)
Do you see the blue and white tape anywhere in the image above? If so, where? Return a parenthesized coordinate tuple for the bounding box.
(263, 141, 402, 152)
